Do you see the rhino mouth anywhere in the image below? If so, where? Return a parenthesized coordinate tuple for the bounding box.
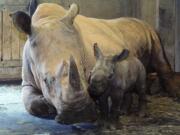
(55, 100, 97, 124)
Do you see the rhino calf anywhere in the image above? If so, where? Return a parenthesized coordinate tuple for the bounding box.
(88, 43, 147, 122)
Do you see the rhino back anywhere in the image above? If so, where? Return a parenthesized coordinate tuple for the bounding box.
(74, 16, 153, 74)
(31, 3, 153, 65)
(114, 57, 145, 89)
(29, 3, 154, 80)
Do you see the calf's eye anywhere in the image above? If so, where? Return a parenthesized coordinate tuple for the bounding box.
(108, 74, 114, 80)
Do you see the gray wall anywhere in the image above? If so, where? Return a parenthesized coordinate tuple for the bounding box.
(0, 0, 159, 29)
(159, 0, 176, 70)
(0, 0, 160, 28)
(0, 0, 134, 19)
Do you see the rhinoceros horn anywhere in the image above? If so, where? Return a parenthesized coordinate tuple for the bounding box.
(69, 56, 81, 90)
(93, 43, 104, 60)
(61, 3, 79, 25)
(56, 60, 67, 80)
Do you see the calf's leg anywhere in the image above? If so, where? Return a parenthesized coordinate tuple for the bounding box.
(136, 83, 147, 117)
(109, 92, 123, 129)
(98, 94, 109, 119)
(120, 92, 132, 115)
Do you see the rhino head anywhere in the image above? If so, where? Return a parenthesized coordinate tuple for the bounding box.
(11, 4, 97, 124)
(88, 43, 129, 97)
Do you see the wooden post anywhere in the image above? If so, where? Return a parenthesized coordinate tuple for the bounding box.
(175, 0, 180, 72)
(3, 10, 12, 60)
(132, 0, 141, 18)
(0, 11, 2, 61)
(11, 21, 20, 60)
(159, 0, 175, 70)
(19, 32, 26, 59)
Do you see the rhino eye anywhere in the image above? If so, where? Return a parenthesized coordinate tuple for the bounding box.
(108, 74, 114, 80)
(43, 76, 56, 87)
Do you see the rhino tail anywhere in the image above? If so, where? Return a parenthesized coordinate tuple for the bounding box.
(149, 27, 172, 75)
(149, 27, 180, 98)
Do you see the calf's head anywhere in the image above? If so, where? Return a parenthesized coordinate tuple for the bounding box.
(11, 4, 97, 124)
(88, 43, 129, 97)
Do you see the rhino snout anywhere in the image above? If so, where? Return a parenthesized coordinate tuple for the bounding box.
(55, 101, 97, 124)
(88, 82, 106, 97)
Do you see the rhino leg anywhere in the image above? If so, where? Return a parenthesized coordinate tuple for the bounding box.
(98, 95, 109, 120)
(108, 91, 123, 130)
(136, 85, 147, 117)
(22, 86, 56, 117)
(119, 92, 132, 115)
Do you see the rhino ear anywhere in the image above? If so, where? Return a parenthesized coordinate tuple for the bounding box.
(93, 43, 104, 60)
(61, 3, 79, 25)
(112, 49, 129, 63)
(69, 55, 81, 90)
(10, 11, 31, 35)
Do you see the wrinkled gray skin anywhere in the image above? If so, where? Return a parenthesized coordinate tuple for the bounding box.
(88, 44, 147, 122)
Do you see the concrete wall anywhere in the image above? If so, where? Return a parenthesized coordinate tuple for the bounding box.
(0, 0, 162, 29)
(0, 0, 134, 19)
(159, 0, 176, 69)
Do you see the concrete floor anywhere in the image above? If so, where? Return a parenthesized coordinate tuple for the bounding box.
(0, 84, 180, 135)
(0, 85, 96, 135)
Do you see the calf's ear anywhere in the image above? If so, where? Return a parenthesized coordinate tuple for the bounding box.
(112, 49, 129, 63)
(93, 43, 104, 60)
(10, 11, 31, 35)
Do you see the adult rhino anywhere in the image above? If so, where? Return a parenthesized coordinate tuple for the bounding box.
(11, 2, 180, 124)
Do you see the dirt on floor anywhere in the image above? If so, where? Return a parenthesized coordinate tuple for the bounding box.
(80, 78, 180, 135)
(77, 95, 180, 135)
(0, 84, 180, 135)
